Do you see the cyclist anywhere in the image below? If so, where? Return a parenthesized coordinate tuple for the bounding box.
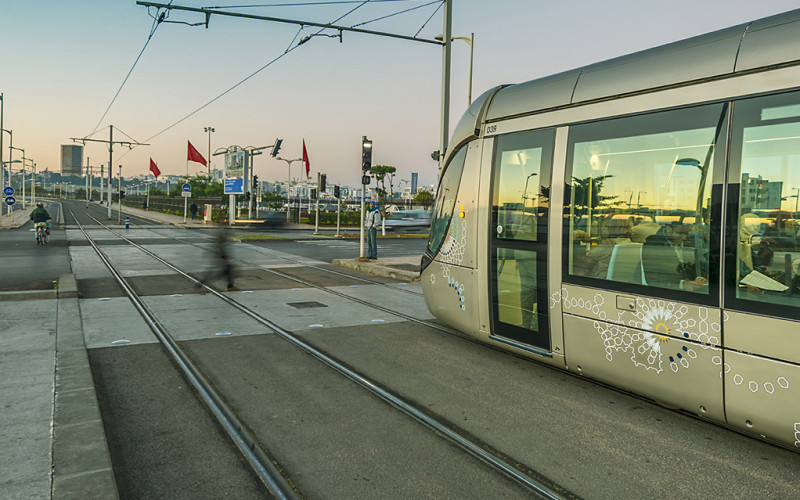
(30, 203, 51, 241)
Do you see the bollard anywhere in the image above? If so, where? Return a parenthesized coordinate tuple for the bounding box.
(125, 216, 130, 229)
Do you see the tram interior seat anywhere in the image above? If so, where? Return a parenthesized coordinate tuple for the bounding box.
(606, 242, 647, 285)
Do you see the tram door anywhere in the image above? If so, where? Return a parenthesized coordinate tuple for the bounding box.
(489, 130, 555, 350)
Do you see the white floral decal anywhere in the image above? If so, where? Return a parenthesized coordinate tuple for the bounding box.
(439, 208, 468, 311)
(557, 287, 719, 374)
(795, 423, 800, 448)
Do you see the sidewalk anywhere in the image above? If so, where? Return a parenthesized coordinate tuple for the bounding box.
(0, 276, 118, 499)
(0, 205, 33, 230)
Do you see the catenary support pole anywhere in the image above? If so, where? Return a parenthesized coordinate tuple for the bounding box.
(439, 0, 452, 176)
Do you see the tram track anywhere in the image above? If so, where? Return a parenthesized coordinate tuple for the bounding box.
(70, 201, 573, 499)
(66, 204, 577, 499)
(68, 207, 297, 499)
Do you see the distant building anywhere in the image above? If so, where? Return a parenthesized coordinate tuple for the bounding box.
(60, 145, 83, 176)
(741, 173, 783, 211)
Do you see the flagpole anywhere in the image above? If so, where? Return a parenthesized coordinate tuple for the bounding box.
(184, 157, 188, 223)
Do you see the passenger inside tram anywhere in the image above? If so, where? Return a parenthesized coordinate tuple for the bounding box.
(641, 220, 708, 292)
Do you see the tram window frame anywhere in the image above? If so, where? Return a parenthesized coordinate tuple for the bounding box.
(562, 103, 728, 307)
(488, 128, 555, 350)
(725, 90, 800, 321)
(427, 145, 469, 256)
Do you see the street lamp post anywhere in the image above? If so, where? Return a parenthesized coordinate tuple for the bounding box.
(205, 126, 214, 176)
(436, 32, 474, 106)
(10, 146, 25, 207)
(31, 162, 36, 207)
(118, 165, 122, 224)
(275, 157, 302, 221)
(1, 127, 11, 217)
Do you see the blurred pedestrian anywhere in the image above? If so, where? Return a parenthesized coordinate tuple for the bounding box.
(199, 227, 238, 291)
(190, 201, 198, 220)
(365, 200, 381, 260)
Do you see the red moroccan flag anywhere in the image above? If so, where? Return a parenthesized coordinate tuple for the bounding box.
(187, 140, 207, 166)
(302, 139, 310, 179)
(149, 158, 161, 178)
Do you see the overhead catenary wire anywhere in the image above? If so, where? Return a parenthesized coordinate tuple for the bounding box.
(130, 0, 377, 149)
(212, 0, 419, 9)
(351, 0, 441, 27)
(414, 0, 442, 37)
(119, 0, 442, 160)
(85, 2, 174, 139)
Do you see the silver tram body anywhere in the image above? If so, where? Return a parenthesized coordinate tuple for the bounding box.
(421, 9, 800, 450)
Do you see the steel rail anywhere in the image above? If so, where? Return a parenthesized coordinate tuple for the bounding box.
(79, 206, 573, 499)
(68, 208, 299, 500)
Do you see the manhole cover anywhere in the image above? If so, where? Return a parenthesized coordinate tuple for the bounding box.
(287, 301, 328, 309)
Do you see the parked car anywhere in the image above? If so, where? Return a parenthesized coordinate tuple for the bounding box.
(384, 209, 432, 233)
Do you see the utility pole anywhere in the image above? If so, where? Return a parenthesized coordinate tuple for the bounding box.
(71, 125, 148, 219)
(439, 0, 452, 175)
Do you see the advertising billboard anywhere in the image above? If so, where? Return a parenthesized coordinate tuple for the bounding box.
(224, 151, 246, 194)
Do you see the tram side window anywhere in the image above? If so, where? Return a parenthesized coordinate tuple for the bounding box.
(566, 104, 726, 296)
(729, 92, 800, 315)
(427, 146, 468, 255)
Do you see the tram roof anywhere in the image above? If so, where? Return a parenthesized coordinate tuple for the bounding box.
(484, 8, 800, 122)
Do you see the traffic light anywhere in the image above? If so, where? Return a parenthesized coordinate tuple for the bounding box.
(311, 188, 317, 200)
(319, 174, 326, 193)
(120, 190, 125, 199)
(362, 136, 372, 172)
(245, 191, 251, 201)
(253, 175, 258, 188)
(271, 138, 282, 157)
(334, 185, 340, 198)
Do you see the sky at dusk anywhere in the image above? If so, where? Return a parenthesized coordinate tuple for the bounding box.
(2, 0, 799, 189)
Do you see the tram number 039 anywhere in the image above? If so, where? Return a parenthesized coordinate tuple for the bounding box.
(485, 124, 497, 134)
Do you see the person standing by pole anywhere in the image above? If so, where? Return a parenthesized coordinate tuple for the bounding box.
(365, 200, 381, 260)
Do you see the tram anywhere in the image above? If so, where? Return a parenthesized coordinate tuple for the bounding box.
(422, 9, 800, 450)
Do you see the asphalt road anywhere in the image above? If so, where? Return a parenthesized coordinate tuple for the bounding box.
(0, 200, 72, 291)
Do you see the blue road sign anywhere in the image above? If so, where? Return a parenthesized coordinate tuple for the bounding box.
(3, 186, 14, 196)
(182, 183, 191, 192)
(4, 196, 16, 206)
(224, 178, 244, 195)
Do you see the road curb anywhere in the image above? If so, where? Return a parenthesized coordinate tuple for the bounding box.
(332, 258, 420, 282)
(52, 292, 119, 499)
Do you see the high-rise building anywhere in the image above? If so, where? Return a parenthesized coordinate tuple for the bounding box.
(60, 144, 83, 176)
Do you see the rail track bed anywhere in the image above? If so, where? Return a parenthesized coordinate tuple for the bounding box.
(62, 201, 800, 499)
